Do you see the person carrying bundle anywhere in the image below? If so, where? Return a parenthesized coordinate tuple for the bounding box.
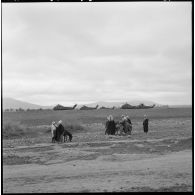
(120, 115, 132, 135)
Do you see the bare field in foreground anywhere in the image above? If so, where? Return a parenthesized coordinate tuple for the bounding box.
(3, 107, 192, 192)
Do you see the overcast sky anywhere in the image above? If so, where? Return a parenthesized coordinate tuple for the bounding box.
(2, 2, 192, 106)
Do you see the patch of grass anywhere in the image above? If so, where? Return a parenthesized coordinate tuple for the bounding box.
(3, 119, 86, 140)
(64, 122, 85, 132)
(3, 108, 192, 127)
(3, 121, 31, 139)
(170, 137, 192, 152)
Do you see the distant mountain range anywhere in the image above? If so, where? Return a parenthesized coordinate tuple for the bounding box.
(2, 97, 191, 110)
(3, 97, 52, 110)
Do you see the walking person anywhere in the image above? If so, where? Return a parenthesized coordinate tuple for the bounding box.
(143, 114, 149, 134)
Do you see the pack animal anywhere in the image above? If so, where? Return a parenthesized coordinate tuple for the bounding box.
(63, 129, 72, 142)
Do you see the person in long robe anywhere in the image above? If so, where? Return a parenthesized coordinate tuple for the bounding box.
(105, 115, 116, 135)
(51, 121, 57, 143)
(120, 115, 126, 133)
(143, 114, 149, 134)
(125, 115, 132, 135)
(55, 120, 65, 142)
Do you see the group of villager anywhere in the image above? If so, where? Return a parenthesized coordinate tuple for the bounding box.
(50, 115, 149, 143)
(105, 114, 149, 136)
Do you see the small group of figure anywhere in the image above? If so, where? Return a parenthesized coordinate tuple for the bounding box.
(105, 114, 132, 136)
(51, 120, 72, 143)
(105, 114, 149, 136)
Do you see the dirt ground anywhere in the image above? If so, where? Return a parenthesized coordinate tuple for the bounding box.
(3, 136, 192, 192)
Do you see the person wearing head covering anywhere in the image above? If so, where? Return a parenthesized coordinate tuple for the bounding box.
(125, 115, 132, 135)
(120, 115, 127, 133)
(51, 121, 57, 143)
(55, 120, 65, 142)
(105, 115, 111, 135)
(143, 114, 149, 134)
(105, 115, 116, 135)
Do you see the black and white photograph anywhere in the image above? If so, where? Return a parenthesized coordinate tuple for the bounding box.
(2, 1, 192, 193)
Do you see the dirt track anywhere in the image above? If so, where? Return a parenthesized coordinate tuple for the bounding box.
(3, 137, 192, 192)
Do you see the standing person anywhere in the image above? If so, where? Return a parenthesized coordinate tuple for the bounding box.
(143, 114, 149, 134)
(125, 115, 132, 135)
(110, 115, 116, 135)
(119, 115, 125, 134)
(55, 120, 65, 142)
(51, 121, 57, 143)
(105, 115, 116, 135)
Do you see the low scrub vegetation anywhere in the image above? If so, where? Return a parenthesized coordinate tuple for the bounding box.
(3, 108, 192, 127)
(3, 121, 32, 139)
(63, 122, 85, 132)
(3, 120, 86, 139)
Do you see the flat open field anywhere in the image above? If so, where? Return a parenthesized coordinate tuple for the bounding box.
(3, 107, 192, 192)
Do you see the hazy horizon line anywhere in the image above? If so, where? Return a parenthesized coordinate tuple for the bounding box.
(3, 96, 192, 107)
